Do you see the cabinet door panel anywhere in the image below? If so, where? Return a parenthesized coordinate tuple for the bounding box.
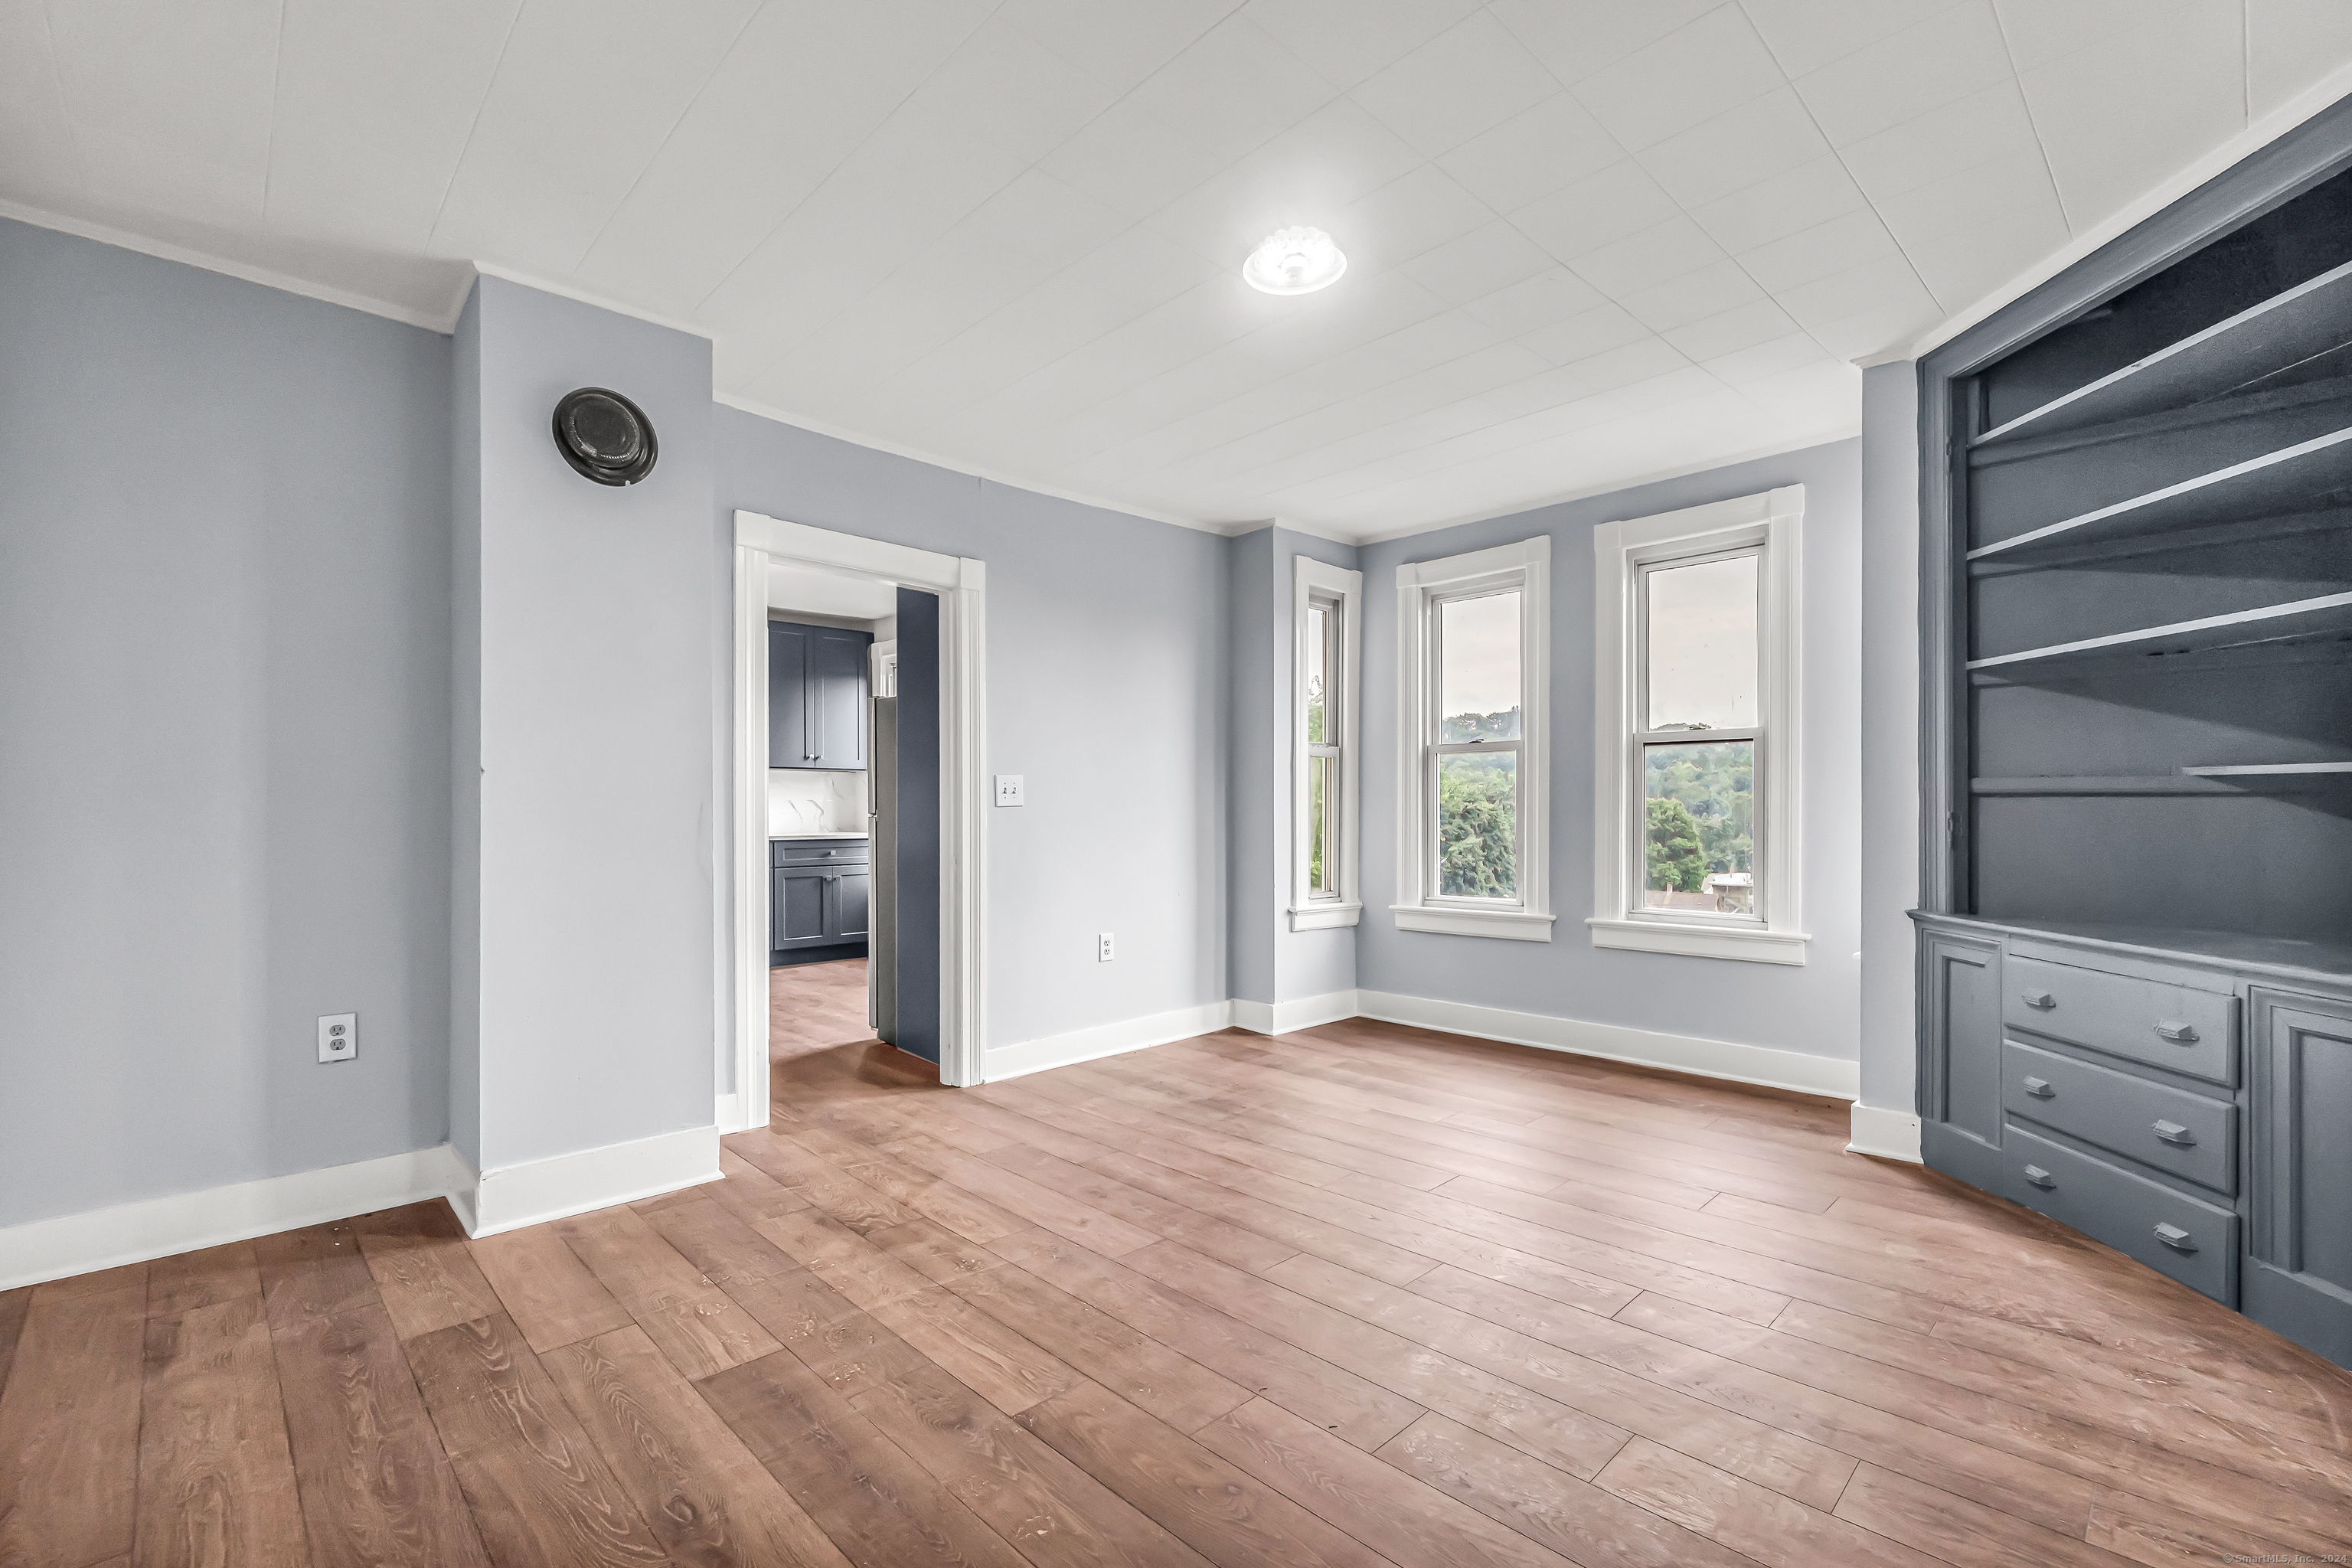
(769, 622, 812, 769)
(835, 871, 870, 939)
(808, 629, 870, 768)
(773, 866, 831, 949)
(1922, 928, 2004, 1144)
(2249, 988, 2352, 1364)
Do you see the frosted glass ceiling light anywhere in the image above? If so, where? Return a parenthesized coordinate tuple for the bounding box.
(1244, 226, 1346, 295)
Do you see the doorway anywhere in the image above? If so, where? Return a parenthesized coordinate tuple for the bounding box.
(727, 511, 987, 1130)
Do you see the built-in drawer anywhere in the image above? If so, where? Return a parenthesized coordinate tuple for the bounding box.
(773, 838, 870, 868)
(2002, 953, 2239, 1086)
(2001, 1040, 2236, 1194)
(2004, 1125, 2239, 1303)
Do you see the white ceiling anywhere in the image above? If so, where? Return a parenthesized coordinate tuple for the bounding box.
(8, 2, 2351, 541)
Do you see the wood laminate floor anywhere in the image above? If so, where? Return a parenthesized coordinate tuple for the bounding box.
(5, 1018, 2350, 1566)
(772, 957, 876, 1063)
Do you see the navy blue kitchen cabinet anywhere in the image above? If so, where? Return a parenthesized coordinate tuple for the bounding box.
(769, 619, 872, 769)
(771, 838, 870, 964)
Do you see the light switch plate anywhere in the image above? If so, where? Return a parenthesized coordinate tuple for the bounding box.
(318, 1012, 357, 1063)
(995, 774, 1024, 806)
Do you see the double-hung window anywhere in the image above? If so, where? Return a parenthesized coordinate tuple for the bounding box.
(1591, 487, 1807, 964)
(1293, 557, 1363, 929)
(1394, 537, 1552, 941)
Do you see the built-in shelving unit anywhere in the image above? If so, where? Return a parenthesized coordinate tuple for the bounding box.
(1965, 589, 2352, 671)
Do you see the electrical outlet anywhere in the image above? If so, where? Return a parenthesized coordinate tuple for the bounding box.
(995, 773, 1024, 807)
(1098, 933, 1115, 962)
(318, 1012, 357, 1063)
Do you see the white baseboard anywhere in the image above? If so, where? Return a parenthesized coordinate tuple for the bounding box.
(0, 1143, 475, 1292)
(985, 999, 1235, 1082)
(1847, 1102, 1923, 1162)
(468, 1124, 723, 1238)
(1232, 988, 1363, 1037)
(1354, 990, 1860, 1099)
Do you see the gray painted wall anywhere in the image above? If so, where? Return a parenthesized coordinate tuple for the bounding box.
(1858, 364, 1922, 1119)
(718, 409, 1232, 1053)
(0, 218, 453, 1228)
(1355, 440, 1866, 1063)
(454, 276, 718, 1172)
(1225, 529, 1279, 1008)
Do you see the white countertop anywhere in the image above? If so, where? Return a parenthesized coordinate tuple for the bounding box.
(769, 831, 869, 840)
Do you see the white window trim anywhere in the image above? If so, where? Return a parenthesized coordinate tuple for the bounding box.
(1393, 536, 1553, 942)
(1292, 557, 1363, 930)
(1590, 486, 1808, 965)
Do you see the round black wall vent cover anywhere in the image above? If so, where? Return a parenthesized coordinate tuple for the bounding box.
(553, 387, 658, 485)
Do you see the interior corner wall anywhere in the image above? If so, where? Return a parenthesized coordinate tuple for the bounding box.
(1858, 362, 1922, 1119)
(1354, 439, 1866, 1064)
(716, 409, 1230, 1060)
(452, 276, 717, 1174)
(1224, 528, 1279, 1007)
(0, 217, 454, 1230)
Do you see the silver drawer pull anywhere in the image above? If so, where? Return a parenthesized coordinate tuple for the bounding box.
(2021, 1076, 2055, 1099)
(2152, 1120, 2195, 1147)
(2023, 1165, 2055, 1189)
(2154, 1222, 2197, 1253)
(2019, 989, 2056, 1010)
(2151, 1019, 2199, 1044)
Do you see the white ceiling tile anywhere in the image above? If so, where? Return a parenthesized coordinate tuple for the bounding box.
(1478, 338, 1693, 417)
(1243, 0, 1483, 92)
(1324, 162, 1499, 276)
(1486, 0, 1724, 85)
(573, 0, 985, 315)
(2247, 0, 2352, 116)
(1563, 214, 1727, 297)
(895, 17, 1125, 168)
(1739, 0, 1962, 78)
(1685, 152, 1871, 253)
(0, 0, 83, 207)
(997, 0, 1236, 94)
(1777, 251, 1942, 358)
(1831, 78, 2043, 205)
(1791, 0, 2014, 149)
(1731, 355, 1864, 424)
(1872, 141, 2070, 309)
(1617, 257, 1767, 332)
(1508, 160, 1677, 263)
(1519, 302, 1655, 364)
(1698, 330, 1834, 385)
(1461, 266, 1608, 335)
(1636, 87, 1835, 210)
(1427, 340, 1556, 394)
(2012, 0, 2248, 227)
(1122, 13, 1342, 164)
(1140, 96, 1424, 266)
(1348, 10, 1561, 156)
(1398, 219, 1557, 305)
(1734, 205, 1903, 294)
(1659, 295, 1802, 361)
(1035, 96, 1234, 222)
(1570, 5, 1785, 152)
(1434, 93, 1624, 214)
(428, 0, 760, 270)
(1994, 0, 2161, 67)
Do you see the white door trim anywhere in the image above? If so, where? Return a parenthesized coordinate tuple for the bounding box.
(732, 511, 988, 1122)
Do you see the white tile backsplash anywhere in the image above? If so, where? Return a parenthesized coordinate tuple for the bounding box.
(769, 769, 869, 835)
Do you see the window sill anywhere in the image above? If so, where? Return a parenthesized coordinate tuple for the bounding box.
(1290, 902, 1362, 931)
(1586, 916, 1810, 965)
(1392, 905, 1555, 942)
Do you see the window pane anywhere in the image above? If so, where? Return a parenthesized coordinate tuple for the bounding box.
(1308, 753, 1335, 895)
(1643, 740, 1755, 913)
(1439, 592, 1521, 742)
(1438, 751, 1516, 899)
(1645, 555, 1757, 731)
(1305, 603, 1329, 744)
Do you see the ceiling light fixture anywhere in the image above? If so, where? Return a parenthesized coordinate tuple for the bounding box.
(1243, 227, 1347, 295)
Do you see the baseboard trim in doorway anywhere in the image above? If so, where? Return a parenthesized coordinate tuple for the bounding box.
(1847, 1102, 1924, 1162)
(1353, 990, 1860, 1099)
(465, 1124, 722, 1238)
(0, 1143, 475, 1292)
(985, 1000, 1236, 1081)
(1230, 989, 1362, 1036)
